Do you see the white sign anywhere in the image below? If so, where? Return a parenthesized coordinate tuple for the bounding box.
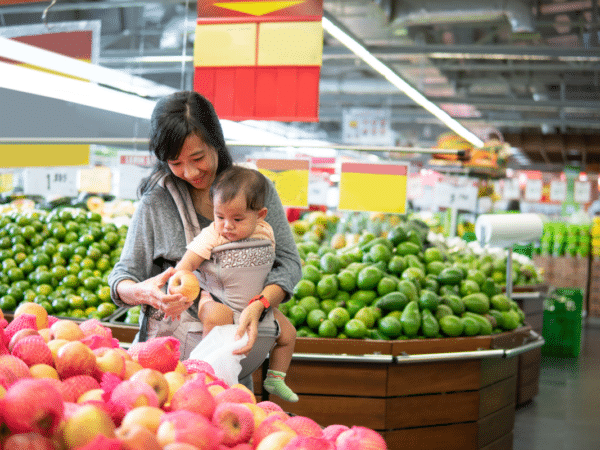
(574, 181, 591, 203)
(115, 165, 151, 200)
(342, 107, 394, 146)
(434, 180, 478, 211)
(549, 180, 566, 202)
(406, 175, 423, 200)
(524, 179, 542, 202)
(23, 167, 78, 197)
(503, 178, 520, 200)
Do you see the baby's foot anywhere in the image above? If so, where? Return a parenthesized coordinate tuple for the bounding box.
(263, 370, 299, 402)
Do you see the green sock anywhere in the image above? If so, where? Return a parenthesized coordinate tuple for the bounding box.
(263, 370, 299, 402)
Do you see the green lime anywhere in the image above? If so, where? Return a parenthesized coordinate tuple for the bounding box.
(0, 295, 17, 311)
(7, 268, 24, 283)
(2, 259, 17, 271)
(52, 298, 69, 314)
(96, 302, 117, 318)
(344, 318, 368, 339)
(61, 274, 79, 289)
(35, 284, 53, 296)
(95, 258, 111, 272)
(317, 319, 338, 338)
(288, 304, 308, 327)
(306, 308, 327, 330)
(83, 276, 101, 292)
(96, 286, 111, 302)
(327, 307, 350, 328)
(293, 279, 316, 299)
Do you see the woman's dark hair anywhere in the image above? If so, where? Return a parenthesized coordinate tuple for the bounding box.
(210, 166, 268, 211)
(139, 91, 233, 196)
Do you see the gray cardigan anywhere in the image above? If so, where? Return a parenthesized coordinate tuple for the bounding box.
(108, 174, 302, 339)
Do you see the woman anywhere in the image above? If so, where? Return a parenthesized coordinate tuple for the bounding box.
(108, 91, 302, 368)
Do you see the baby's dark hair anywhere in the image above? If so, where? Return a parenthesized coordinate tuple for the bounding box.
(210, 166, 268, 211)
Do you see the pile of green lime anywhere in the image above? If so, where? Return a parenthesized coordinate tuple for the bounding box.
(283, 221, 527, 340)
(0, 207, 124, 320)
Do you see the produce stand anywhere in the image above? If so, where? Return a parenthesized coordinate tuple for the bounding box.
(267, 327, 543, 450)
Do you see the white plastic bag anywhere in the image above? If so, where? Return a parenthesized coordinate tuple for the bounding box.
(188, 324, 249, 387)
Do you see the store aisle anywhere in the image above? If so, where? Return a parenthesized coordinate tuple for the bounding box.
(513, 320, 600, 450)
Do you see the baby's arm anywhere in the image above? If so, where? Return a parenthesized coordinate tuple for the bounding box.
(175, 249, 205, 273)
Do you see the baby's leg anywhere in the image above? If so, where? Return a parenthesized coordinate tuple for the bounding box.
(199, 298, 234, 338)
(263, 309, 298, 402)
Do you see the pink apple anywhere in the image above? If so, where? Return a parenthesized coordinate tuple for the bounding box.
(115, 422, 162, 450)
(60, 403, 116, 449)
(79, 319, 113, 339)
(1, 432, 55, 450)
(168, 269, 200, 303)
(253, 415, 296, 448)
(4, 314, 38, 342)
(0, 355, 31, 388)
(335, 426, 387, 450)
(11, 335, 54, 367)
(73, 433, 123, 450)
(120, 406, 165, 433)
(136, 337, 180, 373)
(94, 347, 126, 378)
(321, 424, 349, 443)
(156, 410, 224, 450)
(163, 444, 203, 450)
(255, 430, 297, 450)
(256, 401, 285, 415)
(59, 375, 101, 403)
(211, 402, 254, 446)
(285, 416, 323, 438)
(108, 379, 159, 424)
(282, 436, 334, 450)
(213, 386, 255, 405)
(8, 328, 39, 353)
(55, 341, 98, 379)
(170, 377, 215, 419)
(2, 378, 64, 436)
(128, 368, 169, 407)
(49, 319, 84, 341)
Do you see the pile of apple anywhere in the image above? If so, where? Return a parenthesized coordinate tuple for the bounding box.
(0, 304, 387, 450)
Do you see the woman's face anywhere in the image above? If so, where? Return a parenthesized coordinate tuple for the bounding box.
(167, 134, 218, 191)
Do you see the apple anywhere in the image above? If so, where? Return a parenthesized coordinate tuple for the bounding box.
(285, 416, 323, 438)
(14, 302, 49, 330)
(59, 375, 101, 403)
(207, 384, 226, 397)
(37, 328, 53, 343)
(335, 426, 387, 450)
(242, 402, 268, 429)
(214, 386, 255, 405)
(115, 422, 162, 450)
(1, 432, 55, 450)
(168, 269, 200, 303)
(2, 378, 64, 437)
(229, 384, 257, 404)
(321, 425, 349, 443)
(129, 368, 169, 407)
(60, 403, 116, 449)
(136, 336, 181, 373)
(256, 401, 285, 415)
(120, 406, 165, 433)
(255, 430, 297, 450)
(253, 415, 296, 448)
(282, 436, 335, 450)
(174, 360, 188, 375)
(123, 360, 144, 380)
(0, 355, 32, 388)
(170, 377, 215, 419)
(11, 335, 54, 367)
(4, 314, 38, 342)
(55, 341, 98, 379)
(156, 410, 224, 450)
(163, 444, 203, 450)
(212, 402, 254, 446)
(29, 364, 59, 380)
(94, 347, 126, 378)
(77, 388, 105, 403)
(46, 339, 69, 362)
(49, 319, 84, 341)
(108, 379, 159, 424)
(164, 371, 186, 406)
(8, 328, 39, 353)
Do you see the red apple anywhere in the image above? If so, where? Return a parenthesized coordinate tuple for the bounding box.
(8, 328, 39, 353)
(60, 403, 116, 449)
(170, 377, 215, 419)
(55, 341, 98, 379)
(59, 375, 101, 403)
(253, 415, 296, 448)
(285, 416, 323, 438)
(255, 430, 297, 450)
(157, 410, 224, 450)
(335, 426, 387, 450)
(1, 432, 55, 450)
(211, 402, 254, 446)
(120, 406, 164, 433)
(108, 379, 159, 423)
(163, 444, 203, 450)
(94, 347, 126, 378)
(129, 368, 169, 407)
(115, 422, 162, 450)
(168, 269, 200, 303)
(11, 335, 54, 368)
(0, 355, 31, 388)
(49, 320, 84, 341)
(2, 378, 64, 437)
(136, 337, 180, 373)
(321, 424, 349, 443)
(214, 386, 255, 405)
(282, 436, 335, 450)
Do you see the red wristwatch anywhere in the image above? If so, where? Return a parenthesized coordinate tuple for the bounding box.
(250, 294, 270, 309)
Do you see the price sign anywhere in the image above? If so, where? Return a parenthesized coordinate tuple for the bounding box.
(574, 181, 591, 203)
(503, 178, 520, 200)
(0, 173, 14, 193)
(255, 159, 310, 207)
(339, 162, 407, 213)
(524, 178, 542, 201)
(115, 165, 152, 200)
(434, 181, 478, 211)
(78, 166, 112, 194)
(549, 180, 566, 202)
(23, 167, 78, 197)
(406, 175, 423, 200)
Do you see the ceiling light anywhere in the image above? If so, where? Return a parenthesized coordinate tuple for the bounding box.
(0, 61, 156, 119)
(322, 13, 484, 148)
(0, 36, 176, 98)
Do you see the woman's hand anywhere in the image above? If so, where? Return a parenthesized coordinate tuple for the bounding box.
(232, 301, 265, 355)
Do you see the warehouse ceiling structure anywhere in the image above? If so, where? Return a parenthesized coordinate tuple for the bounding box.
(1, 0, 600, 171)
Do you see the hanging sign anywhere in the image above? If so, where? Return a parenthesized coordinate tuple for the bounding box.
(503, 178, 520, 200)
(23, 167, 78, 197)
(254, 159, 310, 207)
(574, 180, 591, 203)
(338, 162, 408, 213)
(434, 178, 478, 211)
(549, 180, 567, 203)
(524, 178, 542, 202)
(342, 108, 393, 146)
(0, 144, 89, 168)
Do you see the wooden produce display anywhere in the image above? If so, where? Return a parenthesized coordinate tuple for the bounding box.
(268, 327, 540, 450)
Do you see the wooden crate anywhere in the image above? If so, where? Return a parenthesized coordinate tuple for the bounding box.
(268, 329, 530, 450)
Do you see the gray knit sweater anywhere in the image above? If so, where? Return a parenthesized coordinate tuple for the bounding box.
(108, 174, 302, 338)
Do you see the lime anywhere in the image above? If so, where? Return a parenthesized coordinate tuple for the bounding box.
(2, 259, 17, 271)
(327, 307, 350, 328)
(344, 318, 368, 339)
(336, 270, 357, 292)
(301, 264, 322, 284)
(96, 302, 117, 318)
(35, 284, 53, 296)
(317, 319, 338, 338)
(0, 295, 17, 311)
(306, 309, 327, 330)
(66, 263, 81, 275)
(96, 286, 111, 302)
(83, 277, 101, 291)
(298, 296, 320, 313)
(6, 286, 24, 302)
(293, 279, 316, 299)
(356, 266, 383, 290)
(61, 274, 79, 289)
(95, 258, 111, 272)
(80, 258, 96, 271)
(316, 274, 339, 300)
(52, 298, 69, 314)
(22, 290, 37, 302)
(288, 304, 308, 327)
(7, 268, 25, 283)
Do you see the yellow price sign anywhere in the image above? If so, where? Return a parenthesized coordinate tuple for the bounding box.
(254, 159, 309, 207)
(78, 166, 112, 194)
(0, 173, 14, 193)
(339, 162, 408, 213)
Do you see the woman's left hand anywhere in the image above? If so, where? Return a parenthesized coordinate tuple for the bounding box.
(232, 301, 265, 355)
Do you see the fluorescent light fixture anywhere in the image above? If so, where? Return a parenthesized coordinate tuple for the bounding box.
(0, 61, 156, 119)
(322, 12, 484, 148)
(0, 36, 176, 98)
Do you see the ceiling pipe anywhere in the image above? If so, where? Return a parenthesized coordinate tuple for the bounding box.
(388, 0, 535, 33)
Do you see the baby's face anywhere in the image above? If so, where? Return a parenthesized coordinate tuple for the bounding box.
(213, 193, 260, 242)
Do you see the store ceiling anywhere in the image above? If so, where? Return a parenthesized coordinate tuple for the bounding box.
(2, 0, 600, 172)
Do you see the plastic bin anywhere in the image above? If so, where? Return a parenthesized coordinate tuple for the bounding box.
(541, 288, 583, 357)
